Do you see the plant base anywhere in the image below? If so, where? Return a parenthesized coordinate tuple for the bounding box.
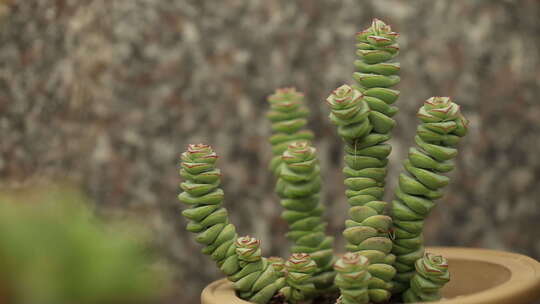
(201, 247, 540, 304)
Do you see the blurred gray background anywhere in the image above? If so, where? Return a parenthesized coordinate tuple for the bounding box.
(1, 0, 539, 302)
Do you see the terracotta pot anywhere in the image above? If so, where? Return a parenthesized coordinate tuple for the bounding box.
(201, 247, 540, 304)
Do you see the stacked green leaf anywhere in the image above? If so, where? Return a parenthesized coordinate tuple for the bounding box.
(178, 144, 240, 277)
(403, 253, 450, 303)
(353, 18, 400, 158)
(279, 253, 318, 303)
(276, 141, 335, 290)
(179, 145, 287, 303)
(326, 84, 396, 302)
(268, 256, 286, 276)
(233, 236, 286, 304)
(334, 252, 371, 304)
(391, 97, 468, 292)
(267, 88, 314, 175)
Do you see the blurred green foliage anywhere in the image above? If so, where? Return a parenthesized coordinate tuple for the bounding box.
(0, 184, 166, 304)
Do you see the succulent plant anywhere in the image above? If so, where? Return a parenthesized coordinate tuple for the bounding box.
(178, 17, 468, 304)
(334, 253, 371, 304)
(267, 88, 315, 175)
(402, 253, 450, 303)
(278, 253, 318, 303)
(391, 97, 468, 292)
(276, 141, 335, 290)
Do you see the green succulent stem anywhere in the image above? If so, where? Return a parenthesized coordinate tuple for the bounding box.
(326, 84, 396, 302)
(334, 252, 371, 304)
(178, 145, 284, 304)
(276, 141, 336, 291)
(233, 236, 286, 304)
(267, 88, 315, 175)
(402, 253, 450, 303)
(391, 97, 468, 292)
(327, 19, 400, 302)
(353, 18, 400, 172)
(279, 253, 318, 304)
(178, 144, 240, 276)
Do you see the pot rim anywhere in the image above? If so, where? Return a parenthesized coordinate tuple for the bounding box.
(201, 247, 540, 304)
(430, 247, 540, 304)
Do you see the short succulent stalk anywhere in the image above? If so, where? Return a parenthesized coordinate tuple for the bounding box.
(391, 97, 468, 292)
(279, 253, 318, 303)
(402, 253, 450, 303)
(267, 88, 315, 175)
(334, 252, 371, 304)
(268, 256, 286, 276)
(326, 85, 396, 302)
(178, 144, 241, 277)
(276, 141, 335, 290)
(233, 236, 286, 304)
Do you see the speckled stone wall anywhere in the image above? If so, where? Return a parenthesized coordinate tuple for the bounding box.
(1, 0, 539, 302)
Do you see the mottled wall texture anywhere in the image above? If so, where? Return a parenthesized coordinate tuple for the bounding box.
(1, 0, 539, 302)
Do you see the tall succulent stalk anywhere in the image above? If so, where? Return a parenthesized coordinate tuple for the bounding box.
(326, 85, 396, 302)
(334, 252, 371, 304)
(267, 88, 315, 175)
(178, 145, 284, 303)
(276, 141, 335, 290)
(178, 144, 240, 276)
(403, 253, 450, 303)
(391, 97, 468, 292)
(327, 18, 401, 302)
